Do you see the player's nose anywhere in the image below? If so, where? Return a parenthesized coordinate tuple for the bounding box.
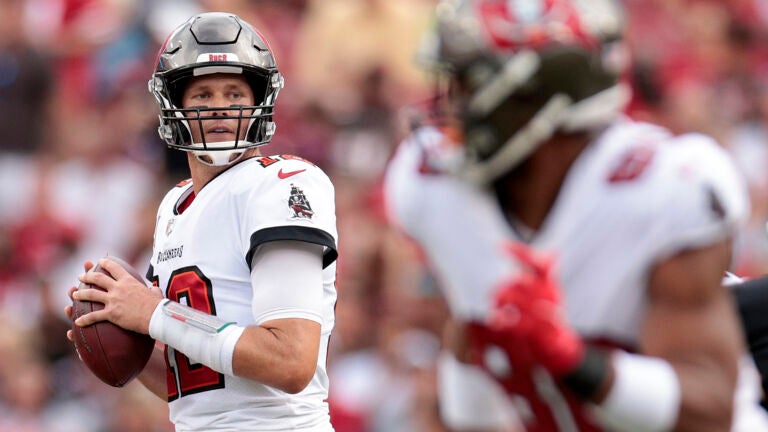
(208, 94, 233, 115)
(210, 104, 239, 117)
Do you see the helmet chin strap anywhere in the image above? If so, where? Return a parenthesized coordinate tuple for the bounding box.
(189, 140, 248, 166)
(192, 149, 247, 166)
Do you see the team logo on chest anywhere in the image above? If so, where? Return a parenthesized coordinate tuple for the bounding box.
(288, 183, 314, 219)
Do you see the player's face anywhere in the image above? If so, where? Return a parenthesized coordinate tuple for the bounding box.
(181, 74, 255, 144)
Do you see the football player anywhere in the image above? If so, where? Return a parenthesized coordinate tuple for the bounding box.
(66, 12, 339, 431)
(384, 0, 768, 431)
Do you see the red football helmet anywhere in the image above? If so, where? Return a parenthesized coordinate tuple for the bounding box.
(421, 0, 629, 184)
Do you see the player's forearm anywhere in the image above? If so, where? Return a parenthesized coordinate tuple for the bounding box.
(587, 313, 740, 432)
(138, 344, 170, 401)
(585, 349, 737, 432)
(148, 298, 321, 394)
(627, 306, 740, 430)
(232, 321, 321, 394)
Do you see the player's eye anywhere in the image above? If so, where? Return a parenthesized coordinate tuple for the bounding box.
(185, 90, 210, 102)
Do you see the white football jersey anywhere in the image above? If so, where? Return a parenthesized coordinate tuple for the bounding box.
(149, 155, 338, 432)
(384, 119, 768, 430)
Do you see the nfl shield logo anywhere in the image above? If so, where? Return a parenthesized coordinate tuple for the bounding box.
(166, 218, 176, 236)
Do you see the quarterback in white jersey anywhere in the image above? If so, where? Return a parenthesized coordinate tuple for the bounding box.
(67, 12, 338, 432)
(148, 154, 338, 430)
(385, 1, 768, 431)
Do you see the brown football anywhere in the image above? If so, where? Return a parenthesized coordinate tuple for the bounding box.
(71, 256, 154, 387)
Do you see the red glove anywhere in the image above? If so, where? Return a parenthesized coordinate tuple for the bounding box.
(490, 242, 585, 377)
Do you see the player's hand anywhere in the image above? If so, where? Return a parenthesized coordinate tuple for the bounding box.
(71, 258, 163, 335)
(65, 260, 95, 343)
(490, 242, 584, 377)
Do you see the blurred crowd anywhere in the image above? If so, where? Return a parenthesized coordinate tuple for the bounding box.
(1, 0, 768, 431)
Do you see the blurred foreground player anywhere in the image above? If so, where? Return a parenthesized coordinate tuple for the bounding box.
(66, 12, 339, 431)
(384, 0, 768, 430)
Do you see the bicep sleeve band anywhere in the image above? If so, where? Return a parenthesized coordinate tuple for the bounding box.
(595, 351, 681, 431)
(149, 299, 245, 376)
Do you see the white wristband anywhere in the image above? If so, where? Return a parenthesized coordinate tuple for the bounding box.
(149, 299, 245, 376)
(595, 351, 681, 432)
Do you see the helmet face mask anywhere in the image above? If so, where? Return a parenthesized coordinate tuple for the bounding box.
(424, 0, 629, 185)
(149, 12, 284, 166)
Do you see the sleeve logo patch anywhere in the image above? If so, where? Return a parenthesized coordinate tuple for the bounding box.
(288, 184, 314, 219)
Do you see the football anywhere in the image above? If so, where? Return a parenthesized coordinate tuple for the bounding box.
(71, 256, 155, 387)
